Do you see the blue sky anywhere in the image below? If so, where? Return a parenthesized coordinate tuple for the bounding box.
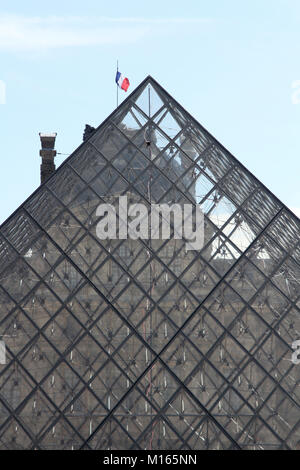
(1, 0, 300, 224)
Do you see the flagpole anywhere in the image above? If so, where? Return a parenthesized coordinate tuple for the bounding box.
(116, 60, 119, 108)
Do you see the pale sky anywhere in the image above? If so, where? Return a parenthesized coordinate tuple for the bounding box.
(1, 0, 300, 224)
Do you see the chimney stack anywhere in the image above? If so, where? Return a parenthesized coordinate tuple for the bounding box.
(83, 124, 96, 142)
(39, 133, 57, 184)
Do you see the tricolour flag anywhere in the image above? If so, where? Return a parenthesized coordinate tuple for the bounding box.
(115, 71, 130, 92)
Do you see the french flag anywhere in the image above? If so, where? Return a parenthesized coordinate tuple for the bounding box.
(115, 71, 130, 92)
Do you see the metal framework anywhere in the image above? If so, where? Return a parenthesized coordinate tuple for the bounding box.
(0, 76, 299, 450)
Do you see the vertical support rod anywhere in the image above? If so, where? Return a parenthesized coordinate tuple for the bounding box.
(148, 84, 150, 118)
(116, 60, 119, 108)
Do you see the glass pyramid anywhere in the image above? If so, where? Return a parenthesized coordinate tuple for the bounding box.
(0, 76, 299, 450)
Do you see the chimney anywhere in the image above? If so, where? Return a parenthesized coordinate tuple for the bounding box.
(83, 124, 96, 142)
(39, 133, 57, 184)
